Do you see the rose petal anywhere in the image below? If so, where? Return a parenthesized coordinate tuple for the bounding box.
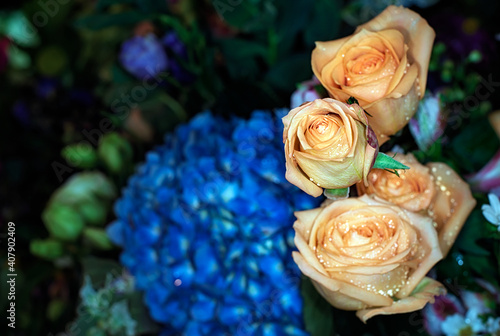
(355, 5, 435, 98)
(363, 65, 419, 144)
(293, 251, 394, 310)
(294, 208, 323, 238)
(356, 277, 446, 323)
(312, 38, 352, 90)
(428, 163, 477, 256)
(397, 211, 442, 298)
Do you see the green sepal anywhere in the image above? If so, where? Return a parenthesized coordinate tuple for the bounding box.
(372, 153, 410, 175)
(346, 96, 372, 117)
(324, 187, 349, 200)
(346, 96, 359, 105)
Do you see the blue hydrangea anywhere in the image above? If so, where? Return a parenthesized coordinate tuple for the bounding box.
(119, 33, 168, 80)
(107, 110, 321, 335)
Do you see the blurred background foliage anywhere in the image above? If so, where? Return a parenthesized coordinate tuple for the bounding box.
(1, 0, 499, 335)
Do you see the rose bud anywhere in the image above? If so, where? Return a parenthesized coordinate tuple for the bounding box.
(357, 153, 476, 256)
(293, 195, 445, 322)
(311, 6, 435, 144)
(283, 98, 378, 197)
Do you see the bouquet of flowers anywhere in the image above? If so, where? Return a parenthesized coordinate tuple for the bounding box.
(283, 5, 499, 335)
(102, 4, 500, 335)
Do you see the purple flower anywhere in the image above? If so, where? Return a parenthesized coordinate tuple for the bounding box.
(161, 31, 195, 84)
(467, 150, 500, 194)
(423, 294, 465, 336)
(423, 286, 498, 336)
(119, 33, 168, 80)
(162, 31, 186, 58)
(409, 93, 446, 151)
(290, 77, 323, 109)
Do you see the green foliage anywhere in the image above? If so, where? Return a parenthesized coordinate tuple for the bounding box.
(72, 258, 159, 336)
(372, 153, 410, 171)
(83, 228, 114, 250)
(213, 0, 278, 33)
(30, 239, 65, 260)
(301, 277, 335, 336)
(450, 118, 500, 173)
(62, 143, 99, 169)
(264, 53, 311, 91)
(42, 203, 86, 241)
(304, 0, 341, 47)
(213, 0, 343, 108)
(98, 133, 133, 174)
(455, 209, 491, 256)
(37, 172, 117, 258)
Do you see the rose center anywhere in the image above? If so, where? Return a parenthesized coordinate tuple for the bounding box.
(304, 114, 343, 147)
(353, 54, 384, 75)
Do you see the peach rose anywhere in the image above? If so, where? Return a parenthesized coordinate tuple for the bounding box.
(357, 153, 476, 256)
(312, 6, 435, 144)
(293, 195, 445, 322)
(283, 98, 378, 197)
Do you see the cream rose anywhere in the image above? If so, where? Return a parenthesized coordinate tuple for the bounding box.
(283, 98, 378, 197)
(293, 195, 445, 322)
(357, 153, 476, 256)
(312, 6, 435, 144)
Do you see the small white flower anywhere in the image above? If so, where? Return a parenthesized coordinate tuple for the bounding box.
(482, 193, 500, 231)
(442, 314, 470, 336)
(465, 308, 487, 333)
(486, 316, 500, 334)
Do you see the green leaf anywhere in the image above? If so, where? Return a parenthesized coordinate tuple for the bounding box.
(61, 143, 98, 169)
(83, 228, 114, 250)
(455, 209, 491, 256)
(274, 0, 311, 56)
(213, 0, 277, 33)
(8, 45, 31, 70)
(264, 53, 311, 91)
(129, 292, 160, 334)
(463, 254, 499, 286)
(30, 239, 65, 260)
(301, 277, 334, 336)
(218, 38, 268, 79)
(304, 0, 341, 47)
(43, 204, 85, 241)
(450, 118, 500, 172)
(346, 96, 359, 105)
(372, 153, 410, 171)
